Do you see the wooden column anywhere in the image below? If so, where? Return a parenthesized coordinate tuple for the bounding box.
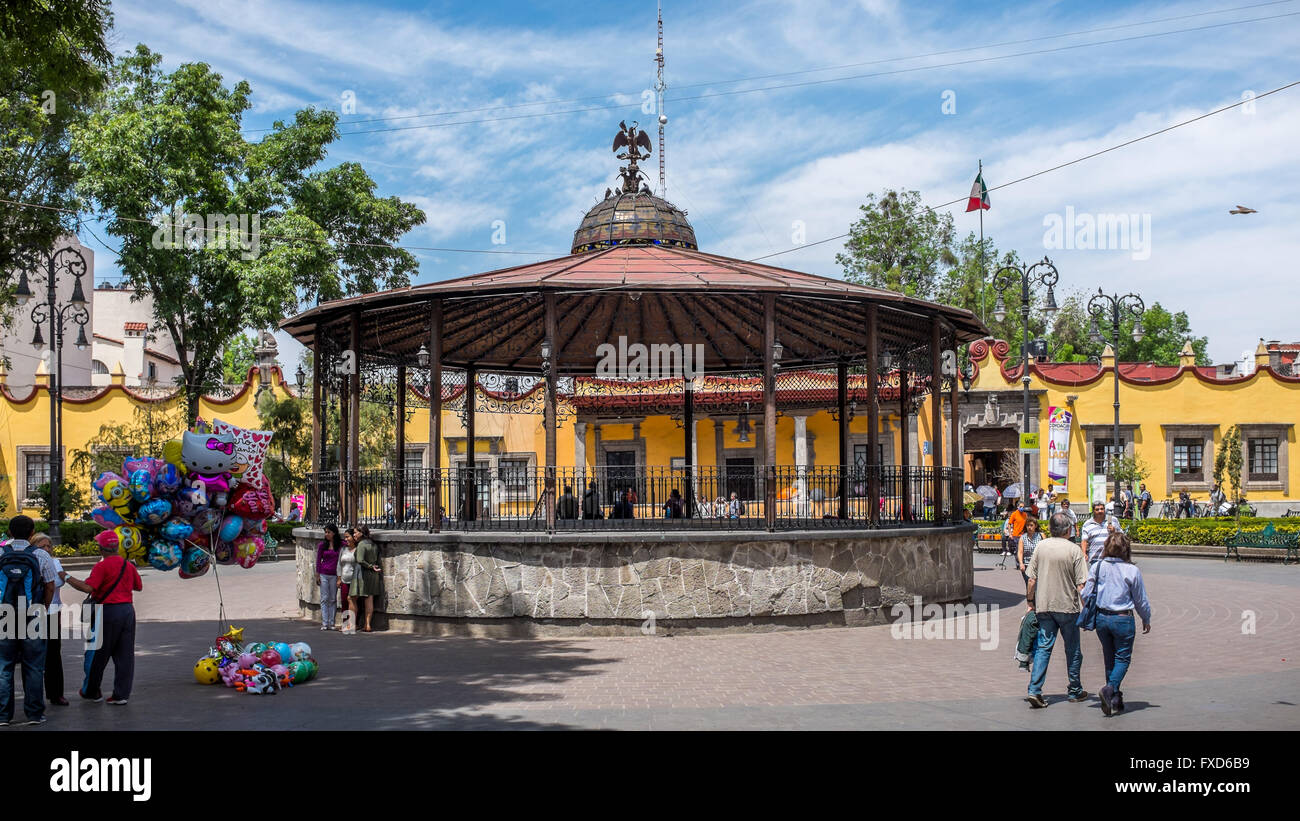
(900, 361, 911, 523)
(866, 304, 880, 526)
(464, 364, 476, 522)
(684, 381, 694, 518)
(763, 292, 777, 531)
(544, 291, 558, 531)
(338, 350, 351, 523)
(931, 318, 944, 523)
(395, 362, 406, 526)
(428, 300, 442, 533)
(837, 359, 849, 519)
(348, 308, 361, 524)
(950, 335, 962, 524)
(309, 328, 322, 522)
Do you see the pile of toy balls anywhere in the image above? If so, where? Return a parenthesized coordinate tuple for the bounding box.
(193, 633, 318, 694)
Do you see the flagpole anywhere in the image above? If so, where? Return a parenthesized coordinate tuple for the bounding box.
(978, 159, 986, 325)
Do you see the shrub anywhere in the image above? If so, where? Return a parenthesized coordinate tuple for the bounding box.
(1126, 517, 1300, 546)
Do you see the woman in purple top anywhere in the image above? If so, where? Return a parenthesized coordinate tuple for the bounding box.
(314, 524, 342, 631)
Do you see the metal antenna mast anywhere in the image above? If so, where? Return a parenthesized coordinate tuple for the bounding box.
(655, 1, 667, 197)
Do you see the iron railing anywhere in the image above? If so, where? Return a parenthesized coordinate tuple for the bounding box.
(306, 465, 963, 532)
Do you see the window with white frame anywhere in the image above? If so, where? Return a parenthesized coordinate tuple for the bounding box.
(24, 453, 51, 499)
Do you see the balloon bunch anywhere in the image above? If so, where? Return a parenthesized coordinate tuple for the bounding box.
(89, 418, 275, 578)
(193, 628, 319, 694)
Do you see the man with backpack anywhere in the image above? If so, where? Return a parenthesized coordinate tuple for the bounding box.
(0, 515, 57, 726)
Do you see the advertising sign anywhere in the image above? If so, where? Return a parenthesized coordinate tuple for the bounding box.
(1047, 406, 1073, 494)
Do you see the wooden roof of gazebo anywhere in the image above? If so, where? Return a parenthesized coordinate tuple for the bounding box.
(280, 244, 986, 374)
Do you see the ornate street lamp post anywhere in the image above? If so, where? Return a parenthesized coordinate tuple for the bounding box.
(14, 245, 91, 545)
(1087, 289, 1146, 512)
(992, 257, 1059, 497)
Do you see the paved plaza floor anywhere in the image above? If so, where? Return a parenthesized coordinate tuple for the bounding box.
(14, 552, 1299, 730)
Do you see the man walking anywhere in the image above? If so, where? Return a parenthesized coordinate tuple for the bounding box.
(0, 515, 56, 726)
(1080, 501, 1122, 564)
(65, 538, 142, 706)
(1025, 512, 1091, 708)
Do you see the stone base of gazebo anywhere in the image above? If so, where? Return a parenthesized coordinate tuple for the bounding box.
(293, 526, 975, 637)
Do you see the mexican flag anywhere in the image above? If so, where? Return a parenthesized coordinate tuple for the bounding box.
(966, 171, 990, 212)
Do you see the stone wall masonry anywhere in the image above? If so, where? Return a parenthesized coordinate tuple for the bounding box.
(295, 526, 975, 636)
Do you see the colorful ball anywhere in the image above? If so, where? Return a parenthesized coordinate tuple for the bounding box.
(287, 661, 312, 684)
(259, 649, 282, 667)
(193, 657, 221, 685)
(288, 642, 312, 661)
(272, 642, 293, 665)
(245, 642, 267, 656)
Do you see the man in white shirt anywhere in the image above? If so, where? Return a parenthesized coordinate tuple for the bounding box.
(0, 515, 57, 726)
(1079, 501, 1123, 564)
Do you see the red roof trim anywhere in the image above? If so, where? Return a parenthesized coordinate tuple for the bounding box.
(969, 338, 1300, 388)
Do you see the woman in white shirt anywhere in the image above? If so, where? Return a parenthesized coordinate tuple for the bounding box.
(337, 530, 358, 634)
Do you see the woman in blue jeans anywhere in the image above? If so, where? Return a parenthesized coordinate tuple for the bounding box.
(1089, 532, 1152, 716)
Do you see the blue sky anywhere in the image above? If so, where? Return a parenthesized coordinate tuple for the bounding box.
(95, 0, 1300, 365)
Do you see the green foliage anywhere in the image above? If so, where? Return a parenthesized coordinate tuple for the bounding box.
(1214, 424, 1246, 527)
(34, 480, 88, 521)
(1110, 453, 1151, 487)
(837, 190, 956, 299)
(1051, 298, 1210, 366)
(267, 522, 298, 543)
(222, 332, 257, 383)
(0, 0, 112, 296)
(70, 45, 425, 420)
(1, 519, 105, 551)
(257, 392, 313, 497)
(837, 189, 1212, 365)
(1126, 518, 1300, 546)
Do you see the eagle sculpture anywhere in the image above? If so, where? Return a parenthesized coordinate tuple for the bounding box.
(612, 120, 653, 158)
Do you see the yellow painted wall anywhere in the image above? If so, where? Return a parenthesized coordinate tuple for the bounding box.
(965, 343, 1300, 503)
(0, 367, 297, 516)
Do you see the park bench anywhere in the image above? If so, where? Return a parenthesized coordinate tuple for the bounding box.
(1284, 509, 1300, 518)
(1224, 523, 1299, 564)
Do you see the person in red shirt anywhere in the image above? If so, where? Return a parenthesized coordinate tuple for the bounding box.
(65, 542, 142, 706)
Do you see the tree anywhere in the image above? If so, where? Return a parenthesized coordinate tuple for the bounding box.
(222, 332, 257, 384)
(36, 479, 88, 521)
(837, 190, 956, 299)
(0, 0, 112, 312)
(839, 190, 1213, 366)
(72, 45, 425, 421)
(257, 392, 312, 498)
(1214, 425, 1245, 524)
(1045, 296, 1210, 366)
(1110, 453, 1151, 490)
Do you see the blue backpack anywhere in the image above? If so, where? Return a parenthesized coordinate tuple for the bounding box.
(0, 543, 43, 609)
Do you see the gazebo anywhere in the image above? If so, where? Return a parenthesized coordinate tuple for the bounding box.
(280, 123, 986, 535)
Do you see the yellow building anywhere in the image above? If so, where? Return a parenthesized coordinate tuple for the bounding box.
(955, 337, 1300, 514)
(0, 360, 296, 518)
